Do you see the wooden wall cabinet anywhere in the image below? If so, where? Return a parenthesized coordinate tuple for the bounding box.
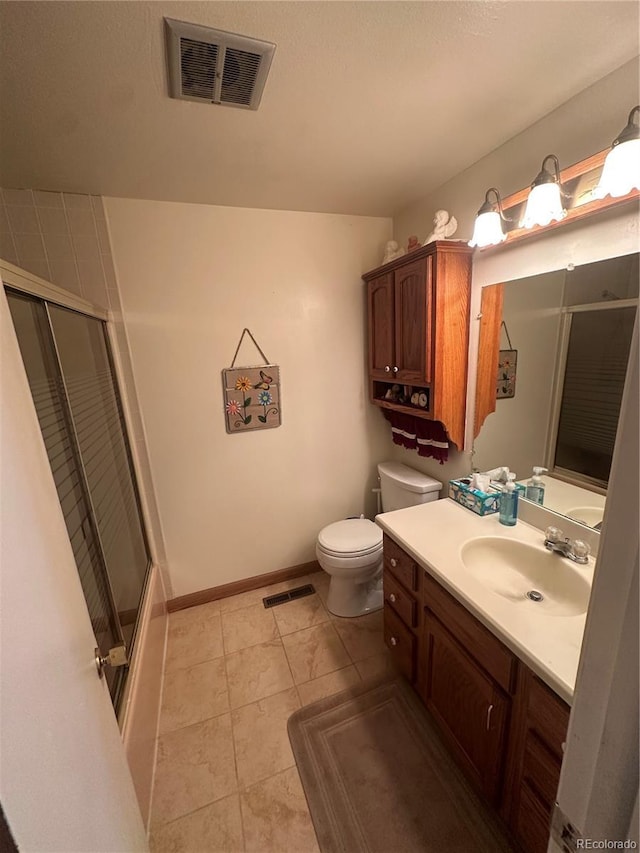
(382, 537, 570, 849)
(364, 241, 473, 449)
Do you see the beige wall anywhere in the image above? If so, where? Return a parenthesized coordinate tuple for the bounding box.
(393, 57, 640, 244)
(105, 198, 392, 598)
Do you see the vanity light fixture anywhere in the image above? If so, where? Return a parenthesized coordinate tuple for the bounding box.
(521, 154, 567, 229)
(594, 105, 640, 199)
(468, 187, 509, 248)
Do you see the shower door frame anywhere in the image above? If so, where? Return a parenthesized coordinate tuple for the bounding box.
(1, 259, 153, 713)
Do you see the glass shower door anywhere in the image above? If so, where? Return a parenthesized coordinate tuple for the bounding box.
(7, 290, 151, 709)
(6, 292, 126, 701)
(48, 305, 150, 650)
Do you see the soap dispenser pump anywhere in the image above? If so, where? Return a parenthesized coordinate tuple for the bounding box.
(499, 473, 519, 526)
(525, 467, 548, 505)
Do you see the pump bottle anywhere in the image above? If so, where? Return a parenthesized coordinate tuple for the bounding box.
(499, 474, 519, 526)
(525, 467, 548, 505)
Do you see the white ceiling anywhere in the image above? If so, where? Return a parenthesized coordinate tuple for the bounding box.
(0, 1, 638, 216)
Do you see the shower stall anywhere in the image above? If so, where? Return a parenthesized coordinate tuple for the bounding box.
(6, 287, 151, 711)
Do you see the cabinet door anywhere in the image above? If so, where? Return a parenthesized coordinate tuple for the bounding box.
(367, 273, 395, 378)
(394, 256, 431, 383)
(422, 612, 509, 804)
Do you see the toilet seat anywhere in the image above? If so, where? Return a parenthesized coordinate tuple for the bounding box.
(317, 519, 382, 558)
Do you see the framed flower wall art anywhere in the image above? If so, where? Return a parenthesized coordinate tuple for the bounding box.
(222, 329, 281, 433)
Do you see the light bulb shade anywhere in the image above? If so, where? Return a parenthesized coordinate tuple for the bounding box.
(593, 138, 640, 199)
(468, 211, 507, 247)
(521, 183, 566, 228)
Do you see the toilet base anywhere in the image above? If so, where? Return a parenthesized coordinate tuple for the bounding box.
(326, 572, 383, 618)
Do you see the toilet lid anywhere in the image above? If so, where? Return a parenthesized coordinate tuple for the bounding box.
(318, 519, 383, 557)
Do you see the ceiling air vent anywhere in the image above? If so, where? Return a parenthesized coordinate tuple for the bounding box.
(165, 18, 275, 110)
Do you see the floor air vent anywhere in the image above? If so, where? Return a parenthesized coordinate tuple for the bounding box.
(263, 584, 316, 609)
(165, 18, 276, 110)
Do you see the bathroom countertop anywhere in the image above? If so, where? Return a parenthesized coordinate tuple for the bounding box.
(375, 498, 594, 705)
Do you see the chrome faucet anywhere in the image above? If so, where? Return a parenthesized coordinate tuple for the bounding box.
(544, 527, 591, 564)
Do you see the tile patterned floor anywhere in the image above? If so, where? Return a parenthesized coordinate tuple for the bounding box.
(149, 571, 398, 852)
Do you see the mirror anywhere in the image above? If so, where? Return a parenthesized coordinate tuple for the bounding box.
(473, 252, 638, 529)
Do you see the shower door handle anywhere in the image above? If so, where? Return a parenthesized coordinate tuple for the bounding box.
(95, 644, 128, 679)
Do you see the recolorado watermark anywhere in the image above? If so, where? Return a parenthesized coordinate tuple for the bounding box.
(576, 842, 637, 849)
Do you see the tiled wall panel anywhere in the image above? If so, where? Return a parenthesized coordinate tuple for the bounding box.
(0, 187, 114, 310)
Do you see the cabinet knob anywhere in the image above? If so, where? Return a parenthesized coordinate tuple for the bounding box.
(384, 365, 391, 372)
(392, 366, 399, 373)
(389, 593, 396, 603)
(390, 637, 398, 646)
(390, 558, 397, 567)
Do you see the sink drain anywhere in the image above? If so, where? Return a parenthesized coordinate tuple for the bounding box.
(526, 590, 544, 602)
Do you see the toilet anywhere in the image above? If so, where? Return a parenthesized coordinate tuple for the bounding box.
(316, 461, 442, 617)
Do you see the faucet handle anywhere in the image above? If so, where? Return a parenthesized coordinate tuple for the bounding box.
(545, 526, 564, 543)
(572, 540, 591, 561)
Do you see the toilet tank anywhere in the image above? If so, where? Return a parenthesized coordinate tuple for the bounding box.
(378, 461, 442, 512)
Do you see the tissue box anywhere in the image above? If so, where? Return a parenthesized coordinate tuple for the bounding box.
(448, 478, 500, 516)
(448, 479, 526, 516)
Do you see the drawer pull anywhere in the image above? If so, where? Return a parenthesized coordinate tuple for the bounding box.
(389, 593, 397, 603)
(390, 558, 397, 568)
(486, 703, 493, 731)
(390, 636, 398, 646)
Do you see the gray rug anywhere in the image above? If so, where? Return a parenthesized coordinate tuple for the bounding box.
(288, 677, 513, 853)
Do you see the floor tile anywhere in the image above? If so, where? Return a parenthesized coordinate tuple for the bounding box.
(222, 603, 279, 653)
(169, 600, 221, 627)
(219, 575, 314, 614)
(231, 687, 300, 789)
(281, 622, 350, 684)
(332, 609, 386, 662)
(240, 767, 319, 853)
(152, 714, 237, 826)
(159, 657, 229, 734)
(297, 665, 361, 706)
(355, 649, 398, 681)
(165, 608, 223, 673)
(225, 639, 294, 709)
(308, 571, 330, 607)
(273, 593, 329, 636)
(149, 794, 244, 853)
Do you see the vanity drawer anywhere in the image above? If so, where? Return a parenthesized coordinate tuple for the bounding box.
(513, 780, 553, 853)
(423, 572, 517, 694)
(528, 675, 570, 759)
(522, 730, 562, 809)
(383, 535, 421, 593)
(384, 570, 417, 628)
(384, 606, 416, 682)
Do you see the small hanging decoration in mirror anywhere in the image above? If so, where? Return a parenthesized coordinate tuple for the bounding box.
(223, 329, 281, 433)
(497, 321, 517, 399)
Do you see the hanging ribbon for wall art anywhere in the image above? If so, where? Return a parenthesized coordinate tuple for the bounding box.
(497, 321, 517, 399)
(222, 328, 281, 433)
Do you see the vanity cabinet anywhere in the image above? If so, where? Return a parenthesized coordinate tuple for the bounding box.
(382, 534, 422, 684)
(421, 572, 515, 804)
(364, 241, 473, 449)
(382, 536, 570, 849)
(504, 668, 570, 853)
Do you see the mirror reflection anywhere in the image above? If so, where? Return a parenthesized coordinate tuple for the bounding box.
(473, 252, 638, 529)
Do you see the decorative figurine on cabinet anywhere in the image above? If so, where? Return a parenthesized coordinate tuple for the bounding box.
(382, 240, 406, 265)
(423, 210, 458, 244)
(406, 235, 420, 253)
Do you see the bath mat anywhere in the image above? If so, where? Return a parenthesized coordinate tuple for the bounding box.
(288, 677, 513, 853)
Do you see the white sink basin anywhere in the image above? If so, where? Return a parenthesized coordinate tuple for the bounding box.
(566, 506, 604, 528)
(460, 537, 591, 617)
